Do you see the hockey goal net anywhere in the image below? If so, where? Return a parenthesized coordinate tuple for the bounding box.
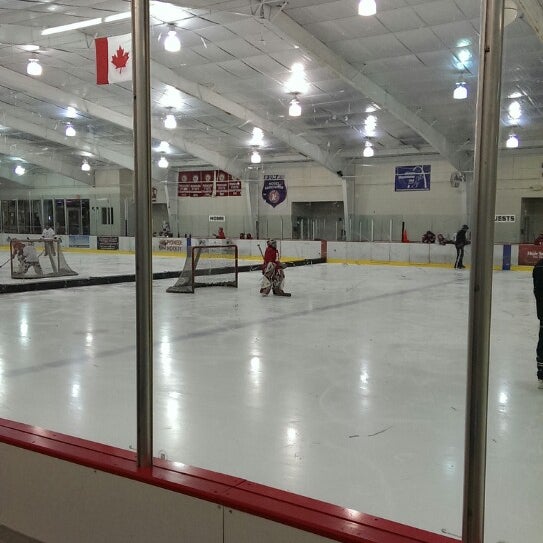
(167, 243, 238, 293)
(10, 238, 78, 279)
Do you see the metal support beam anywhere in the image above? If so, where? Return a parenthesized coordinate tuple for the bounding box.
(516, 0, 543, 42)
(261, 6, 472, 173)
(0, 66, 246, 179)
(0, 138, 94, 185)
(151, 63, 347, 176)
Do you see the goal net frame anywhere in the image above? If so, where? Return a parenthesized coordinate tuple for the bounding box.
(10, 238, 78, 280)
(167, 243, 238, 293)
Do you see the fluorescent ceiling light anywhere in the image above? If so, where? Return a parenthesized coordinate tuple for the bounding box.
(81, 159, 91, 172)
(158, 156, 169, 168)
(160, 85, 182, 108)
(41, 18, 102, 36)
(21, 45, 40, 52)
(508, 91, 522, 99)
(104, 12, 131, 22)
(14, 164, 26, 176)
(65, 124, 76, 137)
(358, 0, 377, 16)
(66, 106, 77, 118)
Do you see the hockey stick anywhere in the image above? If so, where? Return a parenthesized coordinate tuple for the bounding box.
(257, 244, 263, 257)
(0, 256, 11, 268)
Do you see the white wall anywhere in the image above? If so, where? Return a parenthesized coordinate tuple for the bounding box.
(2, 155, 542, 243)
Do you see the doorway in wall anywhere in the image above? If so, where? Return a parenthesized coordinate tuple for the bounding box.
(521, 198, 543, 243)
(291, 201, 343, 240)
(152, 203, 169, 235)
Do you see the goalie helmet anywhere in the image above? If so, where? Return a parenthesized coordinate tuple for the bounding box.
(267, 239, 277, 248)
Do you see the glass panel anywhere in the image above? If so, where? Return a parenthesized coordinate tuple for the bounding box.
(31, 200, 42, 235)
(55, 199, 66, 234)
(17, 200, 30, 234)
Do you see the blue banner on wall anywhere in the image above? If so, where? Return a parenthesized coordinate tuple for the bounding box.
(262, 174, 287, 208)
(394, 165, 431, 191)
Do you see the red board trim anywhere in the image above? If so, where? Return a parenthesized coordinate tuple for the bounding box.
(0, 418, 456, 543)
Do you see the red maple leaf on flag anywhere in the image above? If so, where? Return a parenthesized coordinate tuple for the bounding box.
(111, 46, 129, 72)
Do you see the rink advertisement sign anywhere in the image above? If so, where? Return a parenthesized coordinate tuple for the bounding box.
(97, 236, 119, 250)
(262, 174, 287, 207)
(178, 170, 241, 197)
(158, 238, 183, 252)
(69, 235, 90, 248)
(394, 165, 431, 191)
(518, 244, 543, 265)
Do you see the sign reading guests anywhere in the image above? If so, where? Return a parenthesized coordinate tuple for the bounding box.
(262, 174, 287, 207)
(178, 170, 241, 197)
(394, 165, 431, 191)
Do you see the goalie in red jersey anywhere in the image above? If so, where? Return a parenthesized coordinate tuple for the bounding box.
(260, 239, 291, 297)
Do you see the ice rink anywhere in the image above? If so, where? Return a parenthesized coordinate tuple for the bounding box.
(0, 251, 541, 542)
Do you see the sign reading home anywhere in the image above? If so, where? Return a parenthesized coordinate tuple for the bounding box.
(178, 170, 241, 197)
(262, 174, 287, 207)
(394, 165, 431, 191)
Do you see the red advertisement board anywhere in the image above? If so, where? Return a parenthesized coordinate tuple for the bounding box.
(518, 244, 543, 265)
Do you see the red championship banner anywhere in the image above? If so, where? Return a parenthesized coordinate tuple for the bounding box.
(178, 169, 241, 197)
(518, 244, 543, 265)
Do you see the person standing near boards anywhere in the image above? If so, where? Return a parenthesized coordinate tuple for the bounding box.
(532, 258, 543, 388)
(454, 224, 470, 269)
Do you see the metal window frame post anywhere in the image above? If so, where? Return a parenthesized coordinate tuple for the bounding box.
(132, 0, 153, 468)
(462, 0, 505, 541)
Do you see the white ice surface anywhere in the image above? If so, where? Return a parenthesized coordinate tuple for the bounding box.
(0, 255, 541, 542)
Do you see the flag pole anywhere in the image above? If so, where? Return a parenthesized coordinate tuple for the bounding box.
(132, 0, 153, 468)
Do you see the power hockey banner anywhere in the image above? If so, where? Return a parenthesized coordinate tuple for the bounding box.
(262, 174, 287, 208)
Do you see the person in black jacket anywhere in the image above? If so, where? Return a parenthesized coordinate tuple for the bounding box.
(454, 224, 470, 269)
(532, 259, 543, 388)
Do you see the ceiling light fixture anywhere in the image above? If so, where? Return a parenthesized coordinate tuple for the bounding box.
(289, 97, 302, 117)
(81, 159, 91, 172)
(250, 127, 264, 146)
(358, 0, 377, 16)
(158, 155, 169, 168)
(14, 164, 26, 176)
(164, 113, 177, 129)
(65, 124, 76, 137)
(250, 149, 261, 164)
(157, 140, 170, 153)
(363, 140, 374, 157)
(506, 133, 519, 148)
(508, 100, 521, 119)
(26, 58, 42, 76)
(453, 81, 467, 100)
(164, 25, 181, 52)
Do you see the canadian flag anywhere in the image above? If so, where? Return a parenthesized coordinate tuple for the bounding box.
(95, 33, 132, 85)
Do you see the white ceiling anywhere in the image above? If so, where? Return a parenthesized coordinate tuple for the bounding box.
(0, 0, 541, 186)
